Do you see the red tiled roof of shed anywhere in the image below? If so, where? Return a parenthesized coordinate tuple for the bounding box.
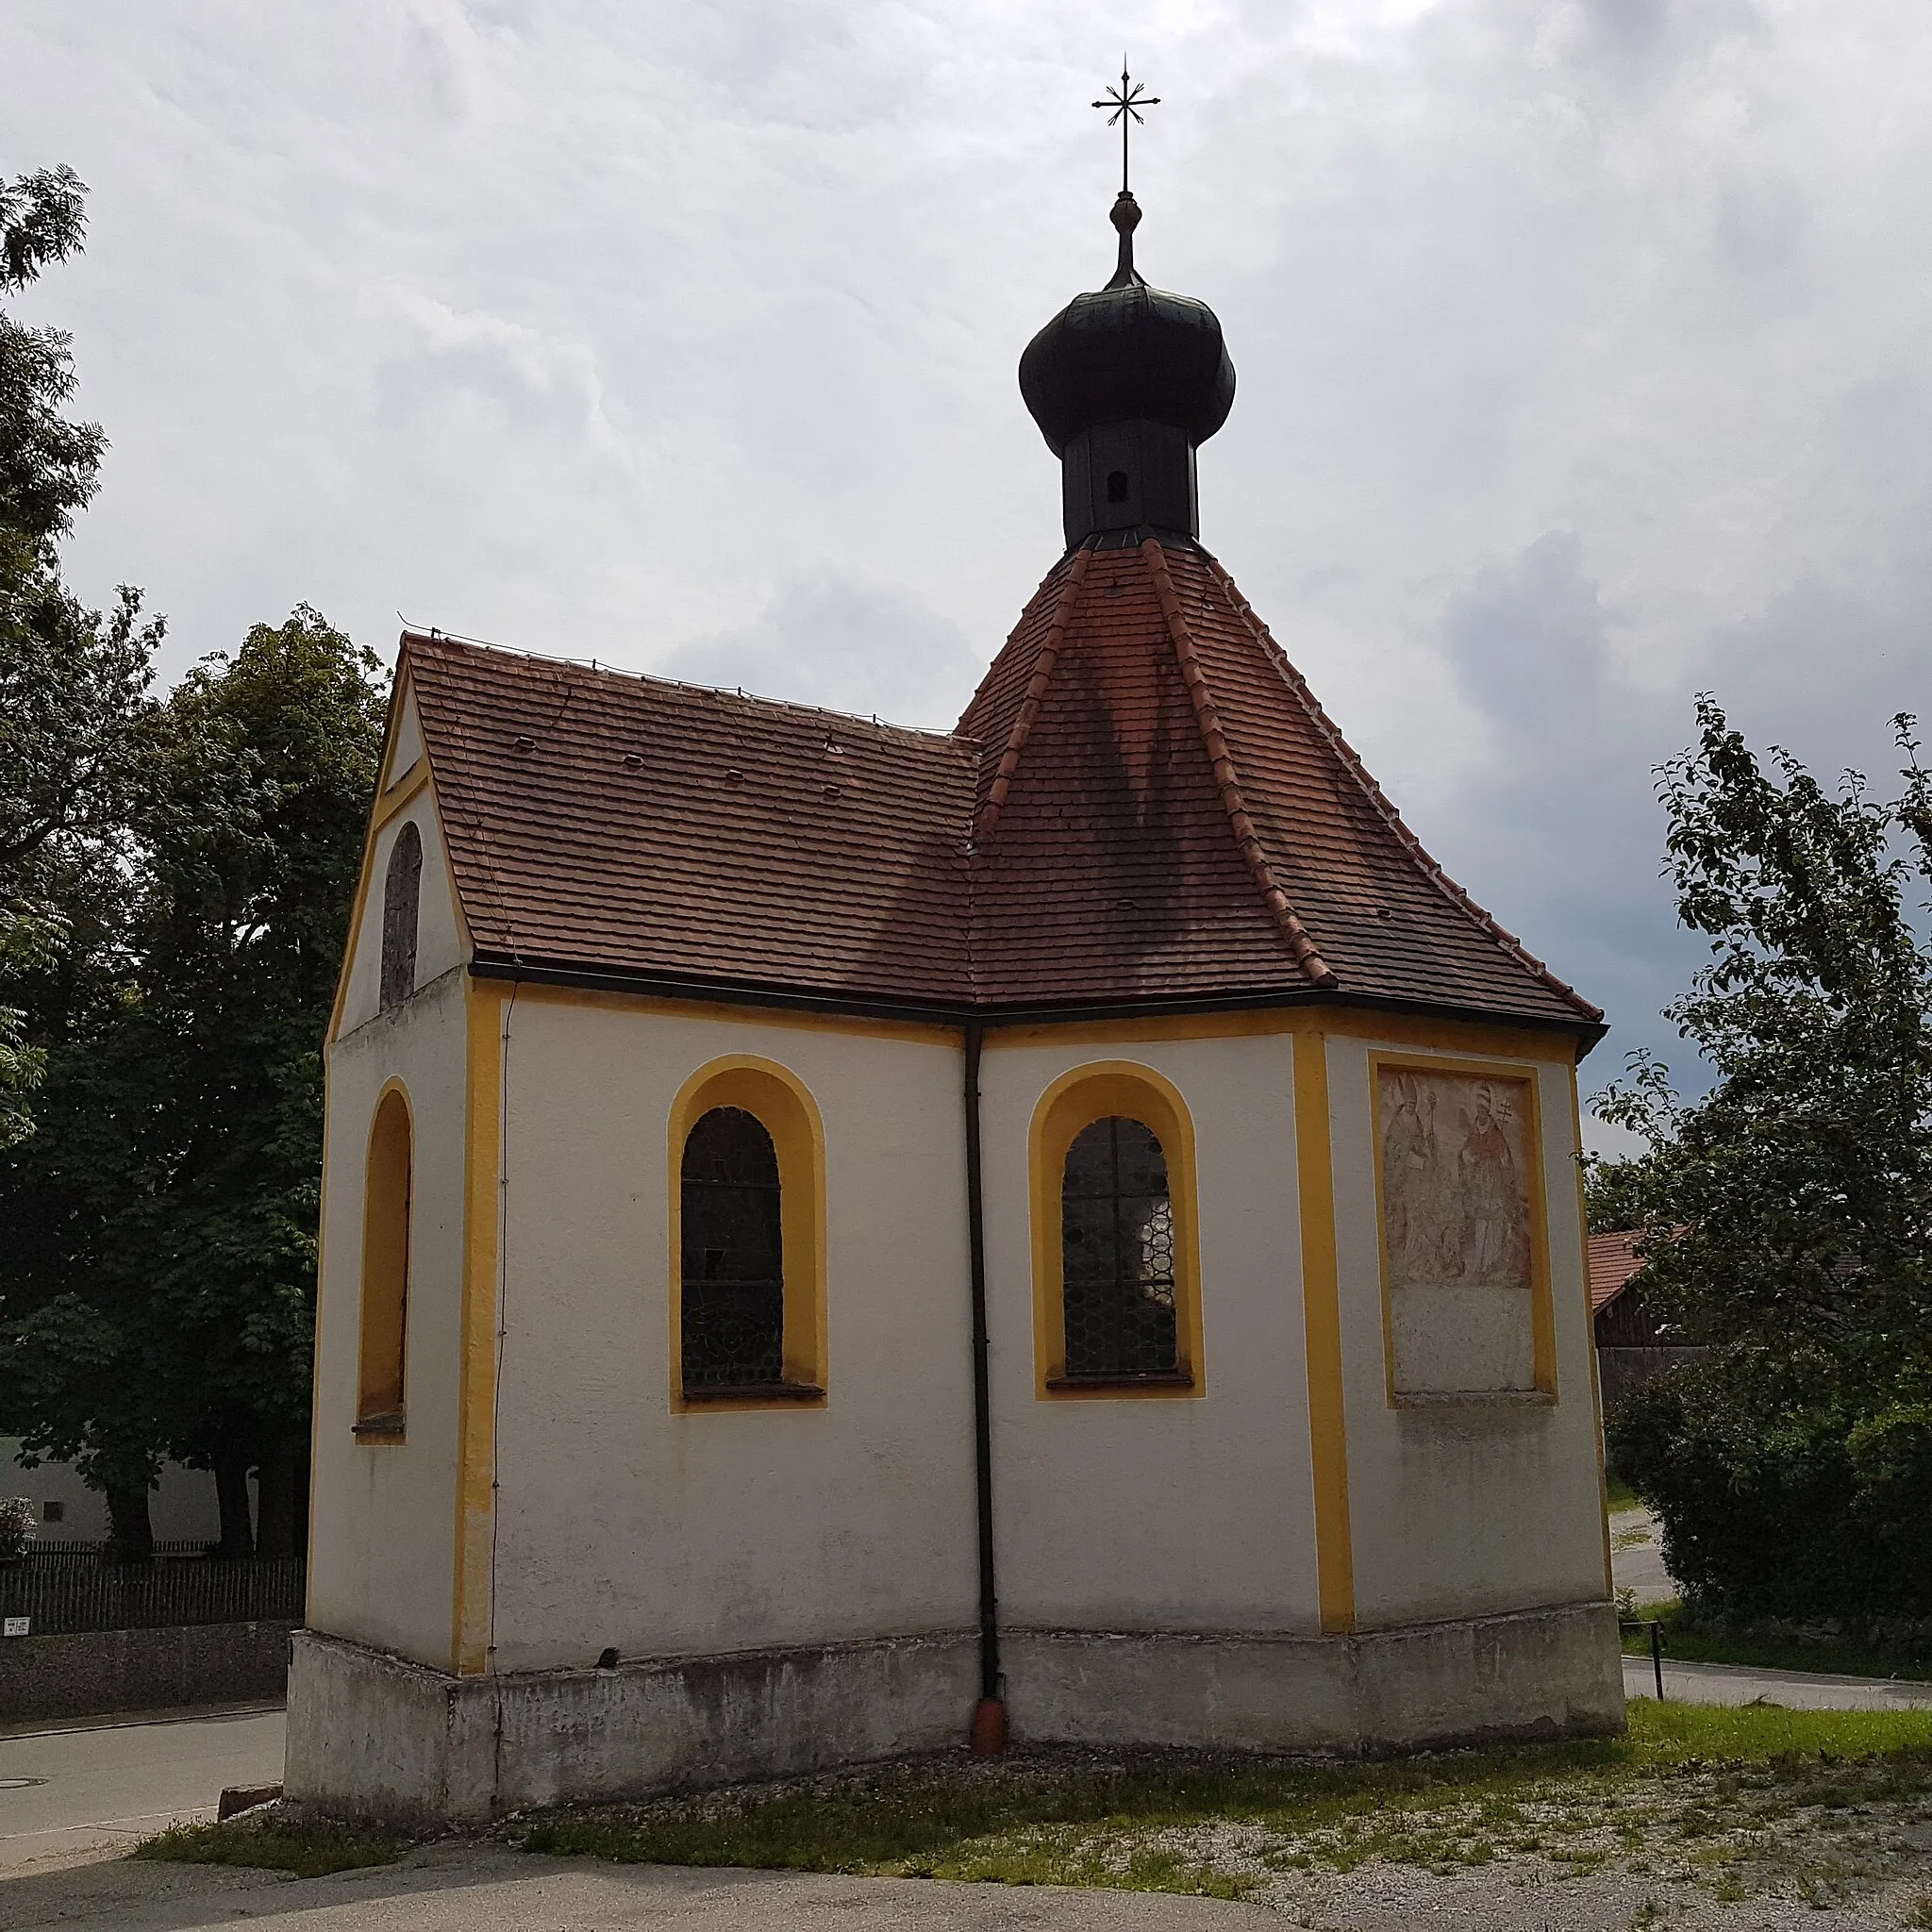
(398, 535, 1603, 1029)
(1589, 1231, 1645, 1313)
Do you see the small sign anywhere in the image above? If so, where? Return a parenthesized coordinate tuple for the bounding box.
(3, 1618, 28, 1638)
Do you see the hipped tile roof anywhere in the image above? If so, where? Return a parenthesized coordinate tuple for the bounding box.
(401, 535, 1601, 1031)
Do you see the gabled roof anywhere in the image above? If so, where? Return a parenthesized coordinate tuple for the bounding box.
(406, 636, 977, 1008)
(1589, 1231, 1645, 1314)
(396, 534, 1602, 1033)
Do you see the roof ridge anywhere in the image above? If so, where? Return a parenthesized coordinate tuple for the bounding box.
(1201, 559, 1604, 1024)
(1141, 539, 1338, 991)
(402, 630, 974, 751)
(970, 546, 1092, 848)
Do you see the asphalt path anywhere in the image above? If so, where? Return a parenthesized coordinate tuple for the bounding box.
(1621, 1652, 1932, 1708)
(4, 1846, 1297, 1932)
(1608, 1504, 1675, 1604)
(0, 1704, 283, 1871)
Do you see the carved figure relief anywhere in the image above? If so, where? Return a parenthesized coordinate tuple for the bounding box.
(1377, 1065, 1538, 1393)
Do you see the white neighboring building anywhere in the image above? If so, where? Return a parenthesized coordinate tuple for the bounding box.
(288, 191, 1624, 1824)
(0, 1443, 225, 1544)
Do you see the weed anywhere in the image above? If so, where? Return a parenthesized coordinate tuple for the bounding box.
(133, 1815, 418, 1878)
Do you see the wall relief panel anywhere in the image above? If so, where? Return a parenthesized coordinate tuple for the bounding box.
(1376, 1065, 1539, 1395)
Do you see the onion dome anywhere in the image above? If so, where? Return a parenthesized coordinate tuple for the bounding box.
(1019, 192, 1236, 459)
(1018, 193, 1236, 547)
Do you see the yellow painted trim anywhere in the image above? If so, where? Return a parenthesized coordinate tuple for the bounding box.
(327, 669, 410, 1045)
(1366, 1049, 1557, 1407)
(666, 1056, 828, 1414)
(304, 1071, 332, 1623)
(451, 986, 503, 1674)
(326, 819, 380, 1045)
(356, 1081, 413, 1436)
(1025, 1061, 1206, 1402)
(376, 666, 422, 793)
(1292, 1032, 1355, 1634)
(479, 985, 1580, 1061)
(501, 979, 958, 1049)
(1572, 1067, 1615, 1598)
(986, 1006, 1583, 1064)
(370, 759, 430, 832)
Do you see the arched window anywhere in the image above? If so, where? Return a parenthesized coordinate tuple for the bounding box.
(679, 1106, 785, 1392)
(357, 1087, 411, 1440)
(380, 821, 423, 1011)
(1030, 1062, 1203, 1399)
(1061, 1116, 1178, 1379)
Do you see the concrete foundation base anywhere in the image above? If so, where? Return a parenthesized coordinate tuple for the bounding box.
(286, 1627, 981, 1824)
(287, 1600, 1622, 1824)
(1008, 1599, 1624, 1754)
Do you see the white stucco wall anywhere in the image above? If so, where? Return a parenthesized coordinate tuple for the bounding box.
(382, 688, 425, 790)
(336, 787, 465, 1041)
(308, 781, 473, 1667)
(1324, 1035, 1607, 1631)
(978, 1033, 1324, 1635)
(977, 1025, 1605, 1644)
(484, 1001, 978, 1674)
(308, 966, 1605, 1687)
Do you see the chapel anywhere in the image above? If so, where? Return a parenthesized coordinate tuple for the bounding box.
(288, 186, 1624, 1824)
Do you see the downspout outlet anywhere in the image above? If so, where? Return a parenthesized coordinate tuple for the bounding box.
(969, 1694, 1008, 1757)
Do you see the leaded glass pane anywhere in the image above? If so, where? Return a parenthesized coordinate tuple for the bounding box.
(1060, 1116, 1179, 1379)
(680, 1107, 784, 1390)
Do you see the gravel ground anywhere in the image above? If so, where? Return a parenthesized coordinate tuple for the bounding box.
(499, 1742, 1932, 1930)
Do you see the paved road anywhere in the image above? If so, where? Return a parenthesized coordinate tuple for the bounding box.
(1622, 1651, 1932, 1709)
(0, 1705, 284, 1871)
(1608, 1504, 1674, 1604)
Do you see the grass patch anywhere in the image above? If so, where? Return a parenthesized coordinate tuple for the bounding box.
(1622, 1601, 1932, 1685)
(509, 1701, 1932, 1902)
(1605, 1472, 1641, 1512)
(133, 1815, 418, 1878)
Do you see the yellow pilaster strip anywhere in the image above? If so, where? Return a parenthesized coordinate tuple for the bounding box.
(452, 983, 504, 1675)
(1571, 1066, 1615, 1599)
(1293, 1031, 1356, 1633)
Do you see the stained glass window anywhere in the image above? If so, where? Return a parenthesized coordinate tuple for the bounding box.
(1060, 1115, 1178, 1379)
(680, 1106, 785, 1391)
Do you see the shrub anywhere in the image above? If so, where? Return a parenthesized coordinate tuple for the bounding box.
(1609, 1362, 1932, 1620)
(0, 1495, 37, 1558)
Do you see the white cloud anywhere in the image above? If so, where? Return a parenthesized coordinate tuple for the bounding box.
(7, 0, 1930, 1141)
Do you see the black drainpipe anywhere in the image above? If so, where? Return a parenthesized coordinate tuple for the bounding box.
(963, 1021, 1006, 1751)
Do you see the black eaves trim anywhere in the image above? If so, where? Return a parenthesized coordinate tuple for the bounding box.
(465, 953, 1607, 1056)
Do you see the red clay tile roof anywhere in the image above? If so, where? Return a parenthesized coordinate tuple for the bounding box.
(1589, 1231, 1645, 1313)
(406, 638, 977, 1006)
(957, 537, 1600, 1024)
(398, 535, 1602, 1029)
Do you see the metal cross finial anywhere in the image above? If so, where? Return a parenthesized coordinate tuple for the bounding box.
(1092, 58, 1159, 195)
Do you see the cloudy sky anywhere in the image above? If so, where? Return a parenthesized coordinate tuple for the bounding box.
(8, 0, 1930, 1137)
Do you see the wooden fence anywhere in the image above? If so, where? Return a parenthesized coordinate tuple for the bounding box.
(0, 1556, 305, 1635)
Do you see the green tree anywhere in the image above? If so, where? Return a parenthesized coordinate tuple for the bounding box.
(1599, 697, 1932, 1615)
(0, 611, 384, 1557)
(0, 163, 384, 1557)
(0, 163, 158, 1153)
